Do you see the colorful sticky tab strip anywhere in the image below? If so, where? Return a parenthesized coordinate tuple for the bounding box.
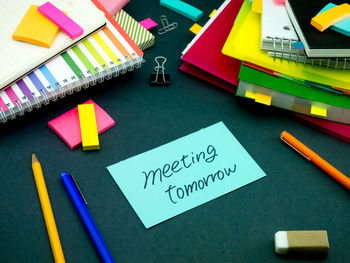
(245, 91, 256, 99)
(12, 5, 61, 48)
(1, 22, 140, 122)
(317, 3, 350, 37)
(189, 23, 202, 34)
(78, 104, 100, 150)
(160, 0, 203, 22)
(139, 18, 158, 30)
(311, 3, 350, 32)
(255, 93, 272, 106)
(209, 9, 217, 18)
(38, 2, 84, 39)
(311, 105, 327, 117)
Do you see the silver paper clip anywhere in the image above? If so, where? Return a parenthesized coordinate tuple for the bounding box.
(280, 134, 310, 161)
(158, 15, 178, 35)
(149, 56, 170, 86)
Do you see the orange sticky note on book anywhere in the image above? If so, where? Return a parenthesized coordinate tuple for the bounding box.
(12, 5, 64, 48)
(311, 3, 350, 32)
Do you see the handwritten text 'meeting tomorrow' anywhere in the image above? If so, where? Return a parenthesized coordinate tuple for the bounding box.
(142, 145, 237, 204)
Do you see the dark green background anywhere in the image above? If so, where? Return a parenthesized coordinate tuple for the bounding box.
(1, 1, 350, 262)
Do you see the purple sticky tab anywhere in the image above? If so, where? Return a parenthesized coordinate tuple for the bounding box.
(139, 18, 158, 30)
(38, 2, 84, 40)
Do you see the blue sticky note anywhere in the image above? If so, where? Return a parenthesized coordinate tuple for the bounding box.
(317, 3, 350, 37)
(160, 0, 203, 22)
(293, 41, 305, 50)
(107, 122, 266, 228)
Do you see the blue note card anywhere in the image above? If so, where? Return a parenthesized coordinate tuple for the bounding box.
(107, 122, 266, 228)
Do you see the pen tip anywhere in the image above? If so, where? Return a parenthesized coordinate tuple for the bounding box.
(32, 153, 39, 164)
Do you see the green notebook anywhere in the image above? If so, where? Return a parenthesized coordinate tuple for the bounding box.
(238, 64, 350, 109)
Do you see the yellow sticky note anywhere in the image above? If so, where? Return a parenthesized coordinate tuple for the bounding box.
(255, 93, 271, 106)
(78, 104, 100, 151)
(252, 0, 262, 14)
(189, 23, 202, 34)
(12, 5, 63, 48)
(311, 105, 327, 117)
(311, 3, 350, 32)
(209, 9, 217, 18)
(245, 91, 256, 99)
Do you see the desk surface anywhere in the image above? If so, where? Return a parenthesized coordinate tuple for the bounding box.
(1, 1, 350, 262)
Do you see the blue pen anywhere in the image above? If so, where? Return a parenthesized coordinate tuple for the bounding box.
(60, 172, 115, 263)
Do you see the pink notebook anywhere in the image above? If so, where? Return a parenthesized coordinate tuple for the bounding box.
(295, 114, 350, 144)
(97, 0, 130, 16)
(180, 0, 244, 88)
(179, 62, 235, 92)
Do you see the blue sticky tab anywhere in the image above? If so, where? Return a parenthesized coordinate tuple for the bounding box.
(317, 3, 350, 37)
(160, 0, 203, 22)
(293, 41, 305, 50)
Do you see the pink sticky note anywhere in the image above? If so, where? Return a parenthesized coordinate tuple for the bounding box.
(273, 0, 285, 4)
(139, 18, 158, 30)
(48, 100, 115, 150)
(38, 2, 84, 39)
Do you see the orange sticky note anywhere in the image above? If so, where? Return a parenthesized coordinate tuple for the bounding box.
(311, 3, 350, 32)
(12, 5, 64, 48)
(252, 0, 262, 14)
(255, 93, 271, 106)
(189, 23, 202, 34)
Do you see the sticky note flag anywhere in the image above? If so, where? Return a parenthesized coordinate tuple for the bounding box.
(160, 0, 203, 22)
(252, 0, 262, 14)
(189, 23, 202, 34)
(311, 105, 327, 117)
(107, 122, 266, 228)
(48, 100, 115, 150)
(78, 104, 100, 150)
(139, 18, 158, 30)
(317, 3, 350, 37)
(12, 5, 61, 48)
(273, 0, 285, 5)
(255, 93, 272, 106)
(38, 2, 83, 39)
(293, 41, 305, 50)
(311, 3, 350, 32)
(209, 9, 217, 18)
(245, 91, 256, 99)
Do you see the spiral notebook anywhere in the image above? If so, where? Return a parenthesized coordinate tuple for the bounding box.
(261, 0, 350, 69)
(0, 12, 143, 123)
(0, 0, 107, 90)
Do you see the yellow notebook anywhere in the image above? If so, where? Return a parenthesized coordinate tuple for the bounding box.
(222, 0, 350, 90)
(12, 5, 62, 48)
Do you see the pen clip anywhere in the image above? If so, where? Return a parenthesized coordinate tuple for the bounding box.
(280, 136, 310, 162)
(69, 174, 88, 205)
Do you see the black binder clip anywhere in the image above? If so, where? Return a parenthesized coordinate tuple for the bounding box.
(149, 56, 170, 86)
(158, 15, 178, 35)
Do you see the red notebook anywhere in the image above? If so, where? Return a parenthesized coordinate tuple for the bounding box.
(180, 0, 244, 92)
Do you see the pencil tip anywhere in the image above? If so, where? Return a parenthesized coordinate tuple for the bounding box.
(32, 154, 39, 164)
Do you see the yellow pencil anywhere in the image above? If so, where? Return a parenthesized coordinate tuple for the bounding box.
(32, 154, 65, 263)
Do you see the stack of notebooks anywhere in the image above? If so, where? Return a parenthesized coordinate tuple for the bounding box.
(180, 0, 350, 143)
(0, 0, 144, 122)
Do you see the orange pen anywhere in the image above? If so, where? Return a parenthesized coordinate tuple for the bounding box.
(280, 131, 350, 190)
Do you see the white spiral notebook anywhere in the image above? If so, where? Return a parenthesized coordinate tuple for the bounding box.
(0, 0, 107, 90)
(0, 18, 143, 123)
(261, 0, 350, 69)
